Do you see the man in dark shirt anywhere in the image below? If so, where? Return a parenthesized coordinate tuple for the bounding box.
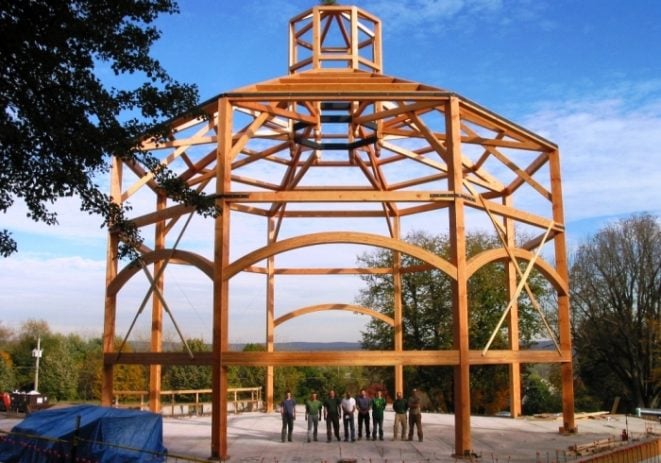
(323, 389, 342, 442)
(392, 391, 408, 440)
(280, 390, 296, 442)
(355, 389, 372, 440)
(407, 388, 423, 442)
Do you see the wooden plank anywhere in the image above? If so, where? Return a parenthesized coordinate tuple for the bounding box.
(274, 304, 394, 327)
(254, 83, 422, 92)
(353, 101, 442, 125)
(130, 204, 195, 228)
(268, 209, 386, 218)
(216, 190, 460, 203)
(140, 135, 217, 151)
(273, 267, 392, 275)
(105, 349, 567, 367)
(234, 101, 316, 124)
(459, 99, 556, 150)
(470, 350, 570, 364)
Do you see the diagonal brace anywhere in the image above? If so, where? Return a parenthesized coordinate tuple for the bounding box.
(481, 221, 554, 356)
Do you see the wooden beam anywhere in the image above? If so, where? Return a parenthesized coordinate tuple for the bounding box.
(216, 190, 462, 203)
(274, 303, 394, 327)
(104, 349, 569, 367)
(447, 95, 472, 457)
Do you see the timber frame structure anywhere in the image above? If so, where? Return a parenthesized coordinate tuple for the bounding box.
(102, 4, 576, 460)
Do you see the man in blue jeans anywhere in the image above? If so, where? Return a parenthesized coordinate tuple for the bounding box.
(280, 390, 296, 442)
(356, 389, 372, 440)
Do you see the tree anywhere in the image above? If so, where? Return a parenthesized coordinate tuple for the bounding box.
(38, 334, 80, 400)
(357, 231, 551, 413)
(571, 214, 661, 409)
(112, 339, 148, 395)
(8, 319, 52, 390)
(77, 338, 103, 401)
(0, 322, 13, 348)
(227, 343, 265, 391)
(6, 321, 93, 400)
(0, 0, 214, 258)
(522, 372, 560, 415)
(0, 352, 16, 392)
(163, 338, 211, 398)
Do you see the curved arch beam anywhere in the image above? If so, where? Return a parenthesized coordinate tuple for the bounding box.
(466, 248, 568, 295)
(274, 303, 394, 328)
(108, 249, 214, 296)
(226, 231, 456, 280)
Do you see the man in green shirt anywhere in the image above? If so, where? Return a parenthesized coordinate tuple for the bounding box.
(392, 391, 408, 440)
(305, 391, 323, 442)
(371, 389, 387, 440)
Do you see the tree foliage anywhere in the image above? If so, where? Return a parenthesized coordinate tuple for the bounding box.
(522, 372, 560, 415)
(163, 338, 212, 399)
(571, 214, 661, 409)
(0, 352, 16, 392)
(357, 231, 552, 413)
(227, 343, 265, 391)
(0, 0, 215, 258)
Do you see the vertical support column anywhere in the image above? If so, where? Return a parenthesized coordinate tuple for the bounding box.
(350, 7, 359, 70)
(212, 97, 232, 460)
(149, 193, 166, 412)
(288, 15, 296, 73)
(446, 96, 472, 457)
(102, 156, 122, 406)
(266, 217, 276, 413)
(392, 216, 404, 395)
(312, 7, 321, 69)
(549, 149, 576, 433)
(372, 12, 383, 73)
(504, 196, 521, 418)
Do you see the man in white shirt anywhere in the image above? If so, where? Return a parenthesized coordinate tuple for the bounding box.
(340, 391, 356, 442)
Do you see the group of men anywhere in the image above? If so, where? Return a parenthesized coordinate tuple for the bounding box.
(280, 388, 423, 443)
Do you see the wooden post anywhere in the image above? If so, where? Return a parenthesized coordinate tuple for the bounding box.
(549, 149, 576, 433)
(446, 96, 472, 457)
(350, 7, 359, 70)
(149, 193, 166, 413)
(102, 156, 122, 407)
(392, 216, 404, 395)
(212, 97, 233, 460)
(266, 217, 276, 413)
(312, 7, 321, 70)
(504, 196, 522, 418)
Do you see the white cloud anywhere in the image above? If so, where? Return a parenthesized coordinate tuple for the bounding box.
(361, 0, 544, 36)
(0, 256, 106, 337)
(523, 85, 661, 223)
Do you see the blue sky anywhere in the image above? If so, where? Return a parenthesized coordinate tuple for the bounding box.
(1, 0, 660, 343)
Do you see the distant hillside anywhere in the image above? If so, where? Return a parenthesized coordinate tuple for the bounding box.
(130, 340, 555, 353)
(231, 342, 361, 351)
(130, 341, 361, 352)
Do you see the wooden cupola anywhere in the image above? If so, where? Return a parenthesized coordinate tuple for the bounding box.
(289, 4, 382, 74)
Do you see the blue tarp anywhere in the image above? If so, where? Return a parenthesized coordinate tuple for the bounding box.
(0, 405, 166, 462)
